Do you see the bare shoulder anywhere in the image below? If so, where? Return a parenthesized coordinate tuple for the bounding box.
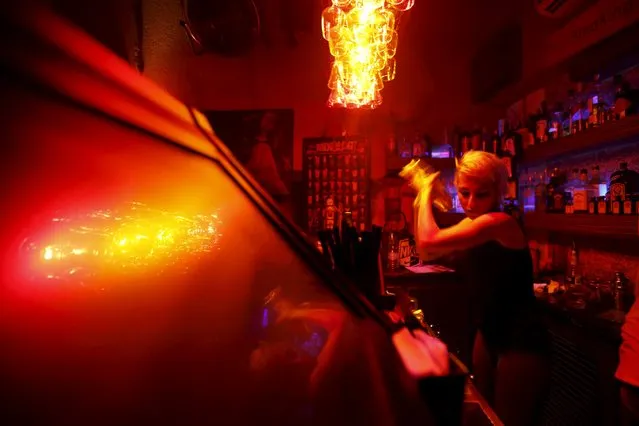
(470, 212, 513, 225)
(482, 212, 526, 248)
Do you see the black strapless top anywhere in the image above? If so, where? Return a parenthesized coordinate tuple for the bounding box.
(457, 240, 549, 354)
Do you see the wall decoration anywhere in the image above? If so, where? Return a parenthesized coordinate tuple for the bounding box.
(303, 136, 371, 233)
(204, 109, 294, 199)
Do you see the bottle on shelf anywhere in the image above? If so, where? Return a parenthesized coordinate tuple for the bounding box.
(490, 130, 502, 156)
(398, 136, 412, 158)
(424, 134, 433, 158)
(614, 272, 628, 312)
(573, 84, 587, 134)
(480, 126, 490, 152)
(500, 124, 520, 179)
(437, 127, 455, 159)
(609, 162, 639, 202)
(589, 164, 602, 196)
(388, 232, 399, 271)
(612, 195, 622, 215)
(588, 74, 603, 128)
(411, 133, 424, 158)
(534, 101, 549, 144)
(506, 175, 518, 201)
(614, 74, 637, 118)
(597, 195, 607, 215)
(571, 168, 590, 213)
(547, 168, 566, 213)
(470, 126, 482, 151)
(564, 89, 576, 136)
(566, 241, 578, 285)
(564, 192, 574, 214)
(458, 131, 471, 158)
(534, 171, 547, 212)
(566, 168, 580, 193)
(549, 103, 563, 140)
(545, 169, 556, 213)
(623, 194, 634, 215)
(588, 195, 597, 214)
(522, 173, 536, 212)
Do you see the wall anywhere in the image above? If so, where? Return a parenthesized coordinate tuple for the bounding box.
(140, 0, 526, 166)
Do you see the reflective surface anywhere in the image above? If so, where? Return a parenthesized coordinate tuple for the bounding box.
(1, 66, 431, 425)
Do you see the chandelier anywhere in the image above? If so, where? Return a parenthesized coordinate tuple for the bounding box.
(322, 0, 415, 109)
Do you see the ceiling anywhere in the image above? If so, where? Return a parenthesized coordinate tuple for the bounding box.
(45, 0, 530, 130)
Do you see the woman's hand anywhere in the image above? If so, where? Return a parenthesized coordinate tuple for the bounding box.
(422, 171, 441, 192)
(415, 171, 441, 203)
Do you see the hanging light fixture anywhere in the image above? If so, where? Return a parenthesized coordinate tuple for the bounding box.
(321, 0, 415, 109)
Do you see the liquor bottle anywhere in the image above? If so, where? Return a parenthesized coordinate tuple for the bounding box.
(471, 126, 482, 151)
(535, 171, 547, 212)
(589, 165, 602, 196)
(546, 169, 556, 212)
(588, 74, 603, 128)
(550, 103, 563, 140)
(566, 241, 578, 285)
(573, 84, 586, 134)
(612, 196, 622, 215)
(388, 232, 399, 271)
(549, 168, 567, 213)
(566, 168, 580, 193)
(398, 137, 411, 158)
(570, 168, 589, 213)
(609, 162, 639, 201)
(424, 135, 433, 158)
(623, 194, 634, 215)
(534, 101, 549, 144)
(412, 133, 424, 158)
(506, 175, 518, 201)
(458, 131, 471, 158)
(616, 75, 638, 117)
(564, 89, 576, 136)
(501, 125, 519, 178)
(597, 196, 607, 215)
(491, 130, 502, 156)
(523, 173, 535, 212)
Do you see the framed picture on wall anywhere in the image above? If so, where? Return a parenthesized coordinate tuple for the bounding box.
(203, 109, 295, 201)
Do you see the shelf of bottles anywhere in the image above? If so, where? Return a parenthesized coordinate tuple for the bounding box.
(515, 73, 639, 227)
(384, 125, 523, 219)
(382, 70, 639, 224)
(514, 71, 639, 226)
(519, 160, 639, 237)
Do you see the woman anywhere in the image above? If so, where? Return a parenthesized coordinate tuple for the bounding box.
(616, 268, 639, 426)
(415, 150, 549, 426)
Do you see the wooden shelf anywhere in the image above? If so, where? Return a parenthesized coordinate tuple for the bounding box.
(524, 212, 639, 239)
(386, 156, 455, 174)
(521, 116, 639, 166)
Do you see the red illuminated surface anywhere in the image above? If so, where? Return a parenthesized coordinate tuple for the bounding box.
(0, 5, 436, 426)
(22, 203, 223, 286)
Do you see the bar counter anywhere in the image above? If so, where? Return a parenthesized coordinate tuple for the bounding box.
(384, 265, 502, 425)
(534, 294, 623, 426)
(420, 322, 503, 426)
(384, 263, 626, 426)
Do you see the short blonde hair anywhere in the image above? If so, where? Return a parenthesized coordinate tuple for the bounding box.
(454, 150, 509, 197)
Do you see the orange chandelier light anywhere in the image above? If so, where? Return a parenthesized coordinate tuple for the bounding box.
(321, 0, 415, 109)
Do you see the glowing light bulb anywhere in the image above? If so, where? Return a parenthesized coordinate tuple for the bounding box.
(322, 0, 415, 109)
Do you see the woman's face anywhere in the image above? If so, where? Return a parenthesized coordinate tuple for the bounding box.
(456, 173, 500, 219)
